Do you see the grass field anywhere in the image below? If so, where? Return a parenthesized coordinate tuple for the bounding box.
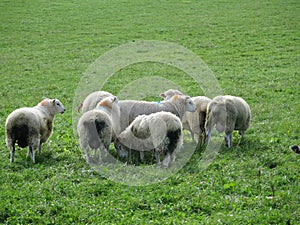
(0, 0, 299, 224)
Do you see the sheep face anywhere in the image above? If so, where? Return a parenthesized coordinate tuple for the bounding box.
(52, 99, 65, 114)
(184, 96, 197, 112)
(114, 138, 129, 159)
(97, 96, 118, 109)
(40, 98, 65, 114)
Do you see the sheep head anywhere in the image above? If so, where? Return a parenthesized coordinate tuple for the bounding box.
(39, 98, 65, 114)
(97, 96, 118, 109)
(160, 89, 184, 100)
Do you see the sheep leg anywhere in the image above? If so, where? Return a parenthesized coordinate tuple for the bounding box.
(128, 148, 132, 164)
(155, 151, 161, 164)
(9, 145, 15, 163)
(38, 142, 42, 154)
(197, 132, 205, 148)
(27, 146, 33, 159)
(206, 128, 212, 145)
(85, 146, 91, 163)
(98, 144, 109, 165)
(162, 153, 171, 167)
(237, 131, 245, 146)
(98, 148, 103, 164)
(225, 133, 232, 148)
(27, 146, 36, 163)
(31, 147, 36, 163)
(190, 131, 195, 142)
(140, 151, 145, 163)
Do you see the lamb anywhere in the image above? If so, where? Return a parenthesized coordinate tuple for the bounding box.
(77, 96, 120, 164)
(160, 89, 212, 145)
(117, 94, 197, 134)
(116, 111, 183, 167)
(77, 90, 113, 113)
(205, 95, 251, 147)
(5, 98, 65, 163)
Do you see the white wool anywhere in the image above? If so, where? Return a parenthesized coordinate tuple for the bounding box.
(78, 91, 113, 113)
(117, 94, 196, 134)
(5, 98, 65, 163)
(116, 111, 183, 167)
(160, 89, 212, 146)
(205, 95, 251, 147)
(77, 96, 120, 164)
(182, 96, 212, 145)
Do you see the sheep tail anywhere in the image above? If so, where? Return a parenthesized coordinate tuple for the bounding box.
(78, 102, 83, 113)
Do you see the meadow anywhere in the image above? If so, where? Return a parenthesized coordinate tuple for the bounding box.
(0, 0, 299, 224)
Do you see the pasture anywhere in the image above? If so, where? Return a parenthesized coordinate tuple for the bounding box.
(0, 0, 299, 224)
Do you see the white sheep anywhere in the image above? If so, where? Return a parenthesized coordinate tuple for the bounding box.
(77, 90, 113, 113)
(5, 98, 65, 163)
(117, 94, 197, 134)
(205, 95, 251, 147)
(182, 96, 212, 145)
(160, 89, 212, 145)
(77, 96, 120, 164)
(116, 111, 183, 167)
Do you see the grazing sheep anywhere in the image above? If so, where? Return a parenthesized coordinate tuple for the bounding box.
(5, 98, 65, 163)
(205, 95, 251, 147)
(77, 96, 120, 164)
(117, 94, 196, 134)
(116, 111, 183, 167)
(77, 91, 113, 113)
(160, 89, 212, 145)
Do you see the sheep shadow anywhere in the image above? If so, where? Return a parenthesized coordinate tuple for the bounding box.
(181, 131, 272, 173)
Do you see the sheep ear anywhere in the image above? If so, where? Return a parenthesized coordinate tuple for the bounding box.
(160, 93, 166, 98)
(52, 99, 56, 105)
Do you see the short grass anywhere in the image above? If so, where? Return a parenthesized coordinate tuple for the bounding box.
(0, 0, 299, 224)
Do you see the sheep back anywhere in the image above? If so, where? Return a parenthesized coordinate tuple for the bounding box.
(118, 111, 183, 154)
(5, 108, 51, 148)
(117, 95, 195, 133)
(81, 91, 113, 113)
(77, 110, 112, 150)
(206, 95, 251, 134)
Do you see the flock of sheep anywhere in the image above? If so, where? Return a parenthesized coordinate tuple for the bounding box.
(5, 89, 251, 166)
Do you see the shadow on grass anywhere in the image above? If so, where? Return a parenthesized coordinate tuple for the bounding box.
(180, 132, 274, 174)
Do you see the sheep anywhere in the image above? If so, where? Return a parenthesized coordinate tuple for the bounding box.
(5, 98, 65, 163)
(117, 94, 197, 134)
(182, 96, 212, 145)
(116, 111, 183, 167)
(205, 95, 251, 147)
(160, 89, 212, 146)
(77, 96, 120, 164)
(77, 90, 113, 113)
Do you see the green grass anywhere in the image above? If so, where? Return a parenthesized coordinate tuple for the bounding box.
(0, 0, 299, 224)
